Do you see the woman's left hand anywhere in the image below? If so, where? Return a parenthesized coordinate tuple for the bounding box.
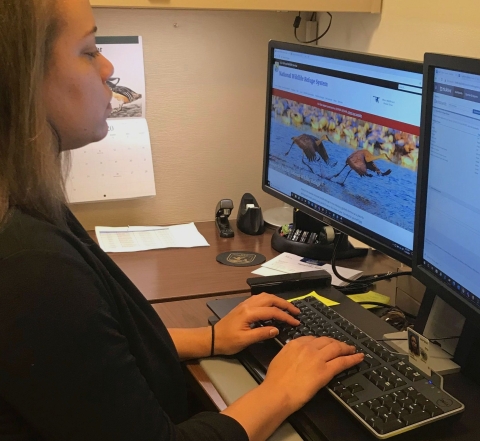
(213, 293, 301, 356)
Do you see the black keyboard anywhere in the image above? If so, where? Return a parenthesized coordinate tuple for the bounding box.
(263, 295, 464, 439)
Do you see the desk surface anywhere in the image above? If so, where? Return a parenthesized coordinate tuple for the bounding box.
(95, 221, 400, 303)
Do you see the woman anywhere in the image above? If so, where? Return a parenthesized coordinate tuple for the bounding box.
(0, 1, 364, 440)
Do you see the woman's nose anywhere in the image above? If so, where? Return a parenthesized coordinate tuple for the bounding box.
(101, 54, 115, 82)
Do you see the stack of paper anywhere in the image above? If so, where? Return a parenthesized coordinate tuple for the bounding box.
(251, 252, 363, 286)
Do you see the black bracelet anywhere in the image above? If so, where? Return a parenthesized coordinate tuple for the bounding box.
(210, 323, 215, 357)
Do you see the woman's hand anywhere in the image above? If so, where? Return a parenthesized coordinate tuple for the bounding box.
(262, 336, 364, 414)
(213, 293, 301, 356)
(221, 336, 364, 441)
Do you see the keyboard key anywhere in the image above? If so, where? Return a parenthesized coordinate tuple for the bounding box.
(379, 381, 395, 392)
(366, 416, 384, 429)
(401, 410, 430, 425)
(372, 418, 406, 435)
(407, 403, 423, 414)
(366, 399, 382, 409)
(425, 403, 444, 417)
(412, 372, 424, 382)
(356, 361, 371, 372)
(379, 395, 394, 408)
(348, 383, 364, 393)
(393, 408, 410, 420)
(398, 397, 414, 408)
(405, 387, 420, 399)
(382, 412, 399, 424)
(393, 377, 407, 388)
(373, 406, 389, 417)
(353, 403, 375, 421)
(379, 366, 396, 380)
(379, 351, 398, 363)
(391, 391, 406, 401)
(394, 361, 408, 374)
(364, 354, 381, 368)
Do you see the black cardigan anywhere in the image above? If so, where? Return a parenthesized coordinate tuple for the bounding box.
(0, 209, 248, 441)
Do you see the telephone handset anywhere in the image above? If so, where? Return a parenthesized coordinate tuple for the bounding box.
(215, 199, 234, 238)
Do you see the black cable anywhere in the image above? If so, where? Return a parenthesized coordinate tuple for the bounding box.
(354, 301, 417, 319)
(377, 336, 461, 343)
(293, 12, 333, 44)
(331, 232, 412, 285)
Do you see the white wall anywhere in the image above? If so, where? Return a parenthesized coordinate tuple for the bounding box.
(71, 8, 299, 229)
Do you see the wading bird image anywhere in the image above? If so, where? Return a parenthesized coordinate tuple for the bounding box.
(330, 150, 392, 185)
(285, 134, 337, 173)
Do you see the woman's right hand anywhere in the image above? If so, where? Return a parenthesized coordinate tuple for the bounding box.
(262, 336, 364, 414)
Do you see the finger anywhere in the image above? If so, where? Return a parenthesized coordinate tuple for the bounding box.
(316, 339, 357, 361)
(249, 307, 301, 326)
(247, 326, 281, 344)
(326, 353, 365, 377)
(247, 294, 300, 315)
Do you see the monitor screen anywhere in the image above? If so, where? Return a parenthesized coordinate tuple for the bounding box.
(414, 55, 480, 316)
(262, 41, 423, 265)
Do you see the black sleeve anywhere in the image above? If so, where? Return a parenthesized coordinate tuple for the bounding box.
(0, 252, 248, 441)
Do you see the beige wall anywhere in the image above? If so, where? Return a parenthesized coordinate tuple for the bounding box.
(73, 2, 480, 229)
(317, 0, 480, 61)
(72, 9, 299, 229)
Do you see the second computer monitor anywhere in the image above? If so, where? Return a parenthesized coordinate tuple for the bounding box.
(262, 41, 423, 264)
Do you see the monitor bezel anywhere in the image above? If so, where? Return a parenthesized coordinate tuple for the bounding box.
(262, 40, 423, 266)
(412, 52, 480, 323)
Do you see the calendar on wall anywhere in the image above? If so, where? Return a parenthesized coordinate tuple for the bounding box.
(66, 118, 155, 203)
(65, 36, 156, 203)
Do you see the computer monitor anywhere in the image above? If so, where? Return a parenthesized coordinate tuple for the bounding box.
(412, 53, 480, 382)
(262, 41, 423, 265)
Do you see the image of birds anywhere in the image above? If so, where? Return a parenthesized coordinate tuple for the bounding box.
(268, 95, 418, 233)
(107, 77, 143, 118)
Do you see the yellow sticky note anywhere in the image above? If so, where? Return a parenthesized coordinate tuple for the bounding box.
(347, 291, 391, 309)
(288, 291, 340, 307)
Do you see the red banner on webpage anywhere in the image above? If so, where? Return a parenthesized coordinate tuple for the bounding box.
(273, 88, 420, 135)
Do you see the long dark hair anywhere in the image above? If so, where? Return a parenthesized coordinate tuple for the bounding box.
(0, 0, 69, 226)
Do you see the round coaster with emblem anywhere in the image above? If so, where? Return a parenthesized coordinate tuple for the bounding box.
(216, 251, 266, 267)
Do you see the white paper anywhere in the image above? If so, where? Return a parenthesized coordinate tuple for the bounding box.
(252, 252, 363, 286)
(95, 223, 209, 252)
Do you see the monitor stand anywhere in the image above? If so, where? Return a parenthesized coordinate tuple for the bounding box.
(271, 209, 368, 261)
(262, 203, 294, 228)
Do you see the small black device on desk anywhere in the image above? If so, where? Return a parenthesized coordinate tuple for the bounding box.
(215, 199, 234, 238)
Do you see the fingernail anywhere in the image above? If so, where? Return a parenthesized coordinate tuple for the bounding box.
(269, 328, 279, 337)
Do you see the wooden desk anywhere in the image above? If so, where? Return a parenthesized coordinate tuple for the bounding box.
(93, 222, 279, 303)
(95, 221, 401, 303)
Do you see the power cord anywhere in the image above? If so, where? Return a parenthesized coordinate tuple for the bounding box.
(293, 11, 333, 44)
(331, 232, 412, 285)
